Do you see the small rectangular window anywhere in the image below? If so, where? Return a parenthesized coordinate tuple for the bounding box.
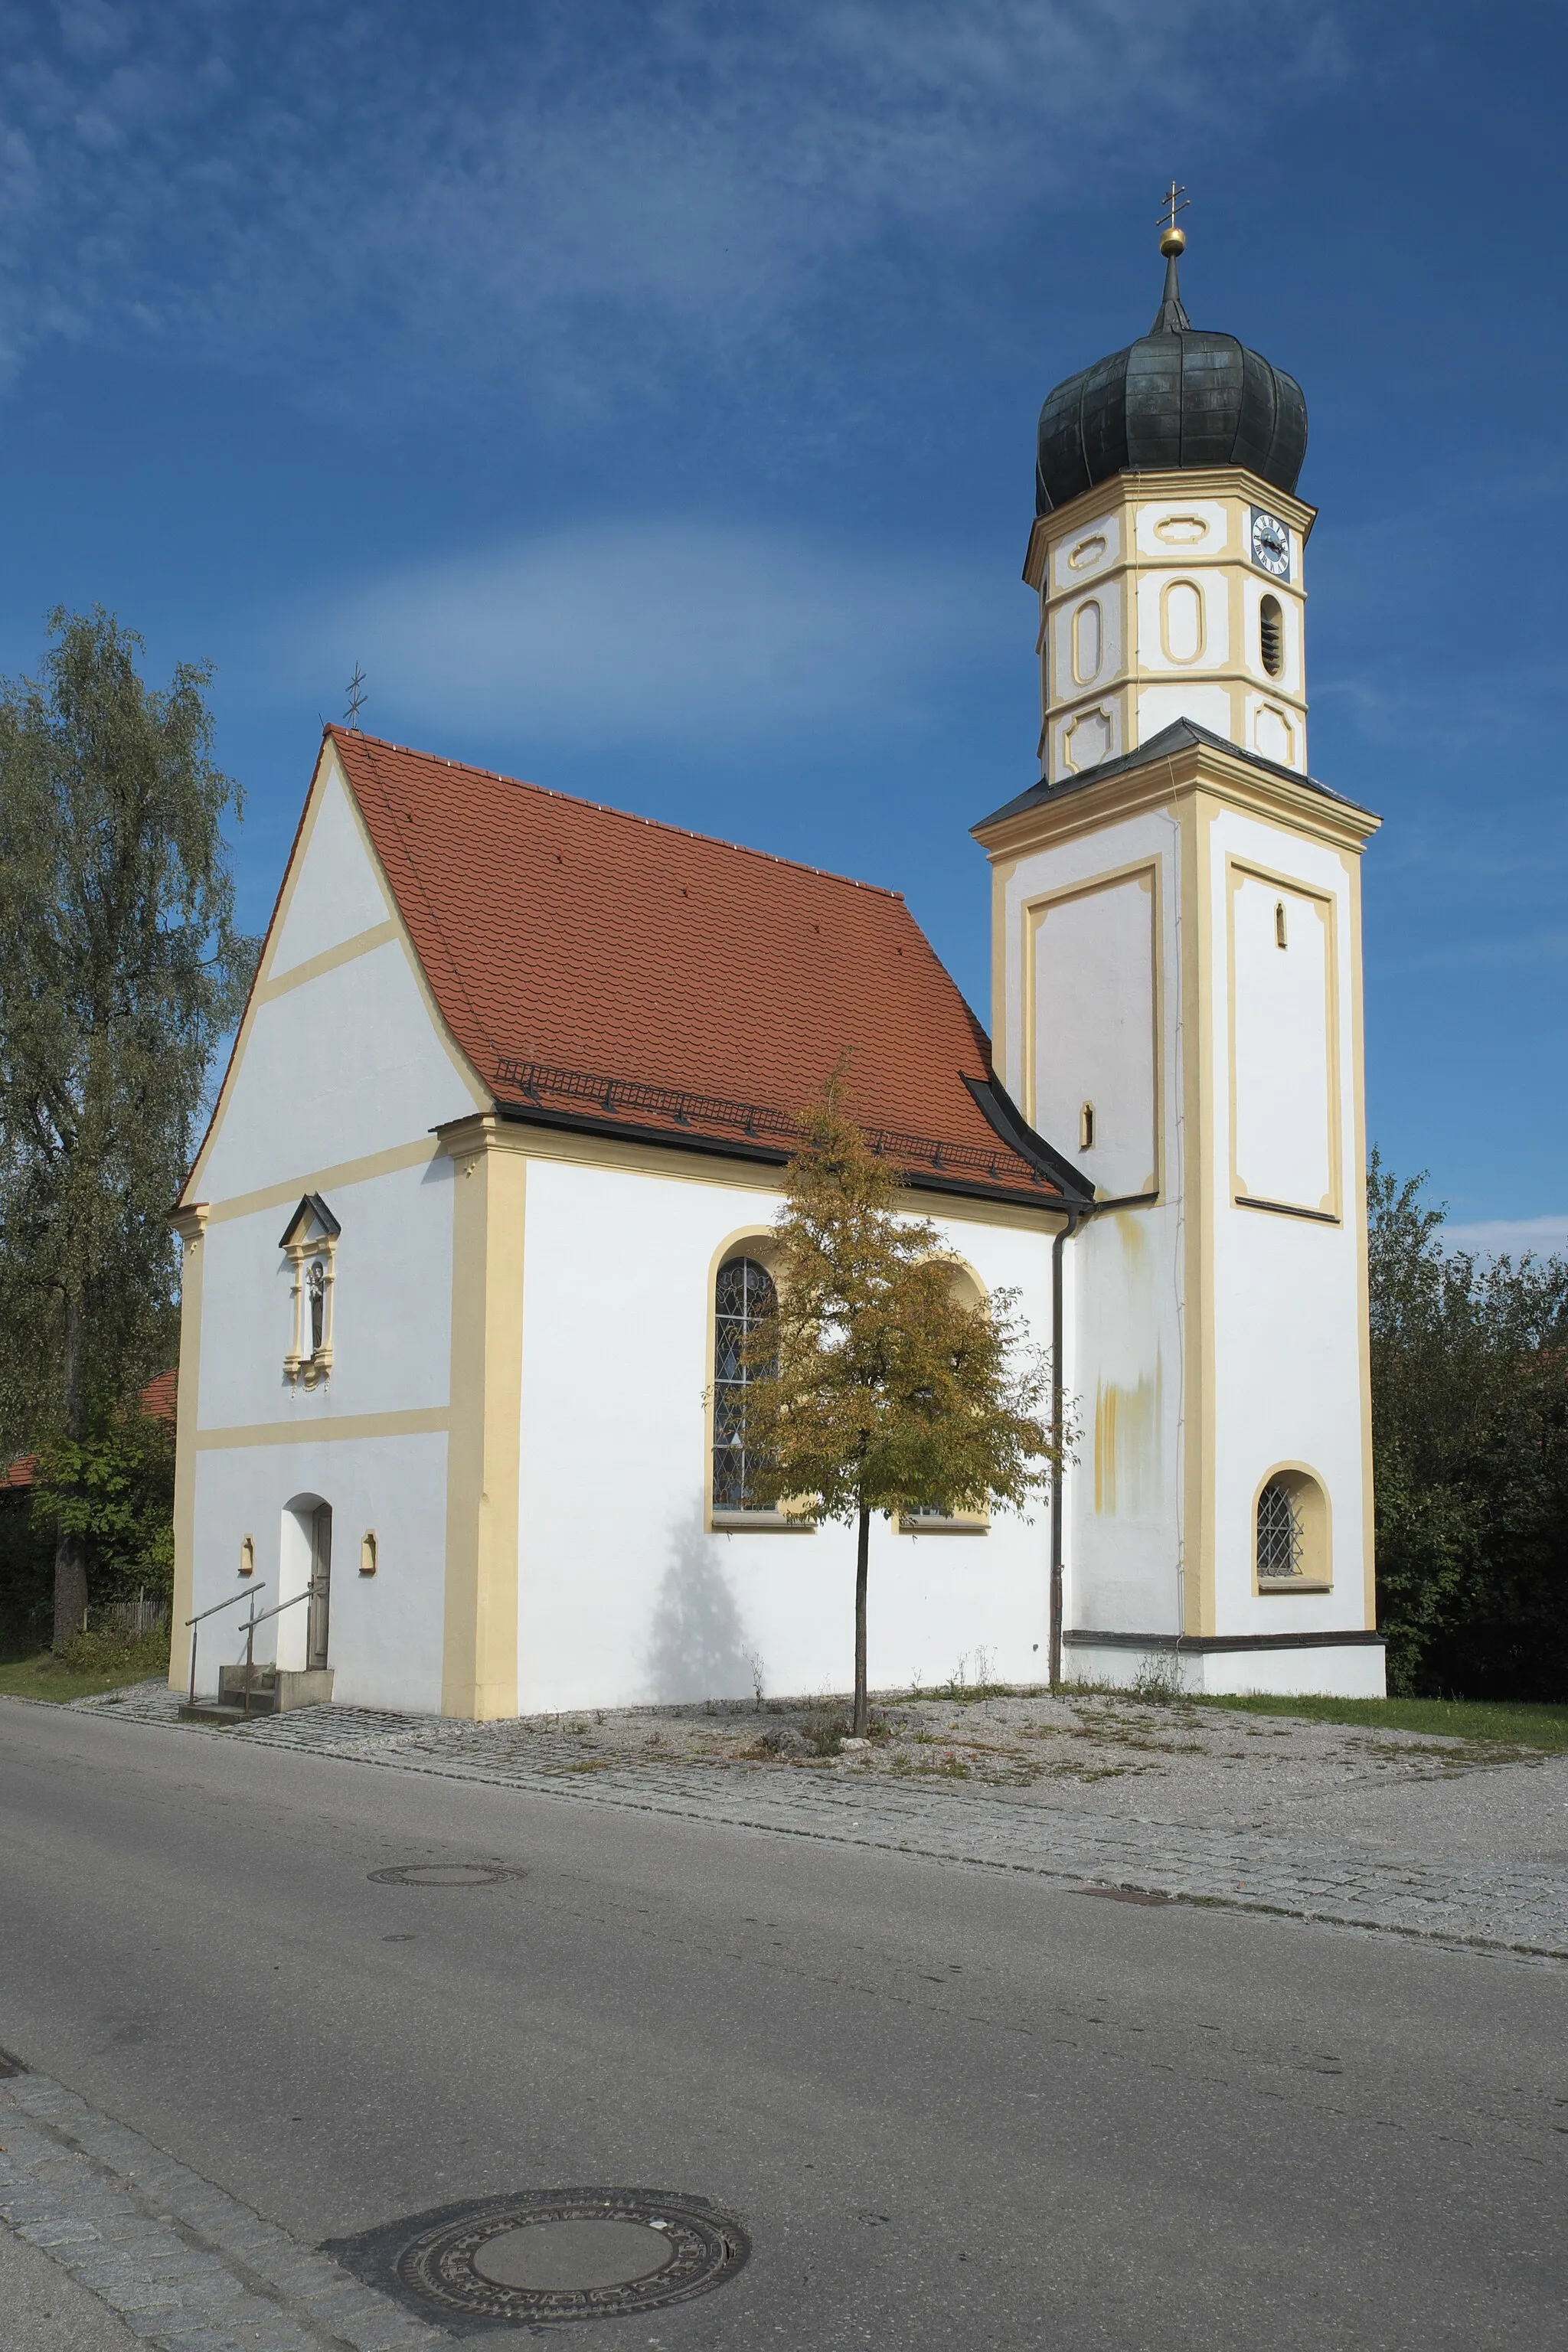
(1080, 1102, 1096, 1152)
(1275, 900, 1288, 949)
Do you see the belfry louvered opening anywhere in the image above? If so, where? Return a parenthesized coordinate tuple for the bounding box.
(1259, 595, 1285, 678)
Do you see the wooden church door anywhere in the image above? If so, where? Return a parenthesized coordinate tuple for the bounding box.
(306, 1504, 332, 1671)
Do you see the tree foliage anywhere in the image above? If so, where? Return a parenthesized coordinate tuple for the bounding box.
(0, 609, 255, 1640)
(1369, 1152, 1568, 1697)
(740, 1077, 1061, 1731)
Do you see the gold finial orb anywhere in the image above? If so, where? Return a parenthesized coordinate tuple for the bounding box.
(1159, 224, 1187, 259)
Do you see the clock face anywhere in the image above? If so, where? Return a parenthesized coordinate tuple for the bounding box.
(1250, 508, 1291, 578)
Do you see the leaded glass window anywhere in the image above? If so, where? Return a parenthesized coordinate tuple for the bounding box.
(713, 1256, 776, 1509)
(1256, 1476, 1304, 1581)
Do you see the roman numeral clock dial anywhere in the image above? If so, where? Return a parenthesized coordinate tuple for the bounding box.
(1250, 507, 1291, 577)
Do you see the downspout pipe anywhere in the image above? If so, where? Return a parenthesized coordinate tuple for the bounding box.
(1049, 1204, 1087, 1687)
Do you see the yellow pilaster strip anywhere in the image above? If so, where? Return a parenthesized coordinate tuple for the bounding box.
(1179, 791, 1218, 1637)
(442, 1121, 525, 1718)
(168, 1207, 208, 1690)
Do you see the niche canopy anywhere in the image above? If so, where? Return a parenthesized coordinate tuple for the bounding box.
(1034, 198, 1307, 515)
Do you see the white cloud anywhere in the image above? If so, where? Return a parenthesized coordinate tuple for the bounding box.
(0, 1, 1348, 410)
(1443, 1214, 1568, 1260)
(283, 515, 1007, 748)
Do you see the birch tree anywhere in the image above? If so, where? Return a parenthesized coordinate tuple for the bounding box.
(0, 609, 254, 1643)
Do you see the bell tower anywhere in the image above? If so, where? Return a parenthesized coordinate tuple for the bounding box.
(975, 204, 1386, 1697)
(1030, 194, 1312, 783)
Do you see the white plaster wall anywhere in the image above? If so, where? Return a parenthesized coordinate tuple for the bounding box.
(183, 763, 473, 1712)
(996, 806, 1187, 1646)
(1206, 806, 1370, 1641)
(1134, 499, 1230, 560)
(514, 1157, 1058, 1710)
(200, 943, 478, 1199)
(1062, 1202, 1183, 1636)
(1136, 681, 1232, 742)
(197, 1155, 455, 1431)
(187, 1432, 448, 1712)
(1064, 1641, 1383, 1697)
(1233, 876, 1333, 1213)
(1135, 569, 1230, 673)
(1033, 874, 1156, 1200)
(1050, 512, 1120, 593)
(270, 766, 392, 973)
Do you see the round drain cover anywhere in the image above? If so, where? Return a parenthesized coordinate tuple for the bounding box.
(367, 1863, 523, 1886)
(472, 2217, 675, 2291)
(392, 2189, 748, 2323)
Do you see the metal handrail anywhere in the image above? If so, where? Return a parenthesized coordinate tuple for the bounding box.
(185, 1584, 267, 1707)
(231, 1583, 320, 1717)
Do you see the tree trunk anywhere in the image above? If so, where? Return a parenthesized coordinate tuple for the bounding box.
(853, 1503, 871, 1736)
(51, 1299, 86, 1650)
(52, 1530, 87, 1649)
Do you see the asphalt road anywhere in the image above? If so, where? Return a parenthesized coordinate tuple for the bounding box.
(1, 1701, 1563, 2350)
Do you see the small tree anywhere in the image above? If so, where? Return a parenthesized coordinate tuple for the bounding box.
(0, 609, 255, 1645)
(742, 1078, 1063, 1733)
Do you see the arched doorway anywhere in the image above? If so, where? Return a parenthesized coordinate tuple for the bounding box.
(281, 1494, 333, 1673)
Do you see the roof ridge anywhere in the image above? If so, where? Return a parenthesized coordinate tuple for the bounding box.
(325, 725, 905, 903)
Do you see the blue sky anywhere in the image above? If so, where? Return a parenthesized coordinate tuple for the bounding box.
(0, 0, 1563, 1246)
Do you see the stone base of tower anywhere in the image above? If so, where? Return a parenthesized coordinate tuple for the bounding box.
(1063, 1629, 1387, 1700)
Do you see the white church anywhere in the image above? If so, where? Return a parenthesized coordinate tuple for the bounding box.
(169, 233, 1385, 1716)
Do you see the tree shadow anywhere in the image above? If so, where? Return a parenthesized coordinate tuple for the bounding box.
(645, 1517, 757, 1704)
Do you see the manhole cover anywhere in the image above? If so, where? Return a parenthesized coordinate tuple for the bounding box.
(328, 2189, 748, 2329)
(367, 1863, 524, 1886)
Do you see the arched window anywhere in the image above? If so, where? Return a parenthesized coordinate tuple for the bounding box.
(1256, 1476, 1303, 1580)
(713, 1256, 776, 1509)
(1259, 594, 1285, 678)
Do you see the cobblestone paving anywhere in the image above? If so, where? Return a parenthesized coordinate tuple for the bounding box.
(70, 1681, 1568, 1960)
(0, 2066, 443, 2352)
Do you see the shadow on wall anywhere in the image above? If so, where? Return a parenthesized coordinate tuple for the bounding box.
(645, 1517, 759, 1704)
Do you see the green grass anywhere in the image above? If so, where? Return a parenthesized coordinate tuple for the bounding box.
(0, 1632, 169, 1704)
(1186, 1691, 1568, 1752)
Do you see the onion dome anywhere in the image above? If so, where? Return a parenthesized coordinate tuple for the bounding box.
(1036, 230, 1307, 516)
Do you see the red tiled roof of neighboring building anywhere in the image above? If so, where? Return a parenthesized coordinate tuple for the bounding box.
(327, 730, 1071, 1204)
(2, 1371, 178, 1492)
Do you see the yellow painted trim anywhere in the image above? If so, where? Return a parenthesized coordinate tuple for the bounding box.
(198, 1138, 443, 1227)
(442, 1120, 524, 1719)
(253, 920, 400, 1003)
(1019, 857, 1161, 1199)
(1158, 576, 1207, 665)
(988, 855, 1016, 1086)
(1343, 845, 1377, 1631)
(433, 1112, 1064, 1233)
(1180, 792, 1218, 1636)
(1224, 857, 1341, 1222)
(974, 731, 1376, 862)
(167, 1207, 208, 1689)
(194, 1406, 450, 1451)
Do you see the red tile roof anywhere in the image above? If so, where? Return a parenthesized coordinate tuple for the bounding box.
(3, 1372, 177, 1492)
(327, 730, 1070, 1206)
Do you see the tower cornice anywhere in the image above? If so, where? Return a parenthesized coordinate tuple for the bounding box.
(1024, 467, 1318, 590)
(972, 723, 1380, 864)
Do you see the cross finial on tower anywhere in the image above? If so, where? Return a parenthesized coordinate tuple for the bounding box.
(1158, 180, 1189, 258)
(1150, 181, 1191, 334)
(343, 663, 367, 730)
